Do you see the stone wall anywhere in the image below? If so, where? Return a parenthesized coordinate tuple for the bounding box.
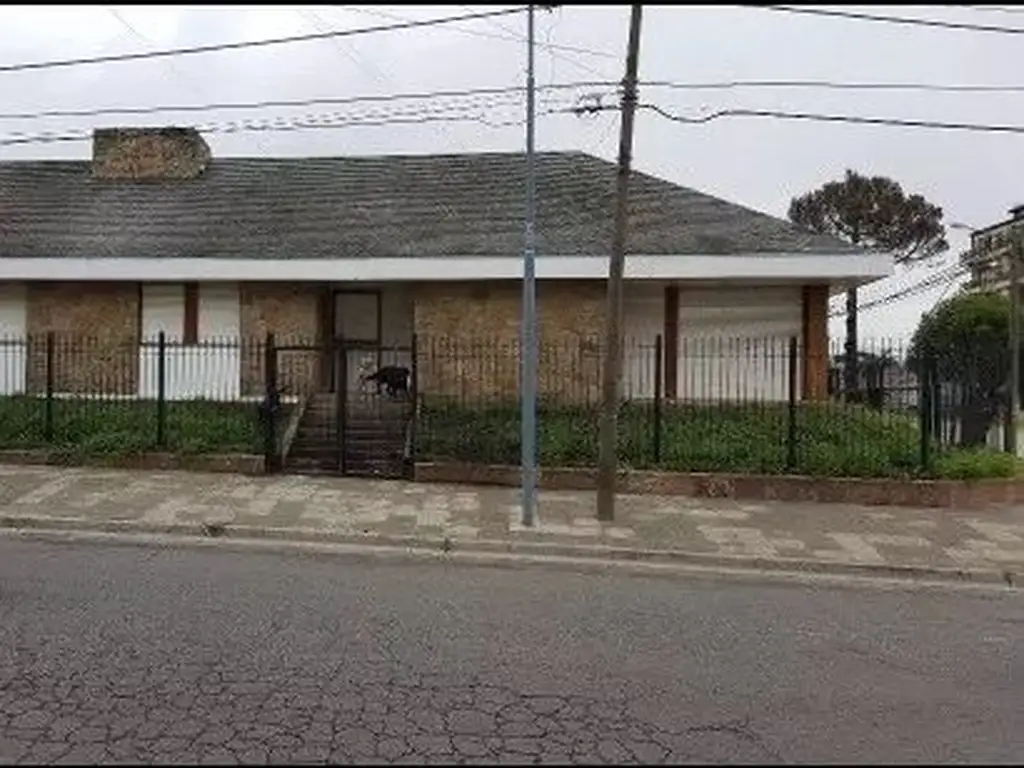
(413, 280, 605, 403)
(25, 282, 139, 395)
(239, 283, 322, 397)
(91, 127, 211, 181)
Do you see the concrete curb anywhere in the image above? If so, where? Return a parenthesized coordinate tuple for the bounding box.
(0, 513, 1016, 588)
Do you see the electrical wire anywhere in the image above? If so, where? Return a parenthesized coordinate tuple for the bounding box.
(0, 82, 610, 122)
(0, 92, 588, 147)
(642, 104, 1024, 134)
(834, 265, 969, 318)
(8, 77, 1024, 124)
(643, 79, 1024, 94)
(0, 7, 527, 75)
(10, 91, 1024, 146)
(571, 101, 1024, 135)
(826, 251, 1011, 317)
(338, 4, 617, 60)
(748, 5, 1024, 34)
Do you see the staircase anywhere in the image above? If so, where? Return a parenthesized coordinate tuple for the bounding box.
(284, 393, 340, 476)
(285, 392, 412, 479)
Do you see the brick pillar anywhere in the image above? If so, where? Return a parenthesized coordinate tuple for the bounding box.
(663, 284, 679, 400)
(801, 284, 829, 401)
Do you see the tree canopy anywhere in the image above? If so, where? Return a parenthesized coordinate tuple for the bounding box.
(788, 169, 948, 262)
(909, 290, 1011, 446)
(789, 169, 949, 397)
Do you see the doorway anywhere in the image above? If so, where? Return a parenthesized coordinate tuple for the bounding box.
(333, 289, 382, 393)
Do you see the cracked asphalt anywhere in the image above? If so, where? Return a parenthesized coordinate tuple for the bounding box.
(0, 539, 1022, 765)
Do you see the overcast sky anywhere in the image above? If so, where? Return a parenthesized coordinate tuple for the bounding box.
(1, 4, 1021, 347)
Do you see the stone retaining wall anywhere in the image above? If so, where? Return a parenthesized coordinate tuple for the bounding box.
(413, 461, 1023, 509)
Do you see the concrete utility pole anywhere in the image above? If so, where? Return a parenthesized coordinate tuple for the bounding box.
(521, 3, 539, 527)
(596, 4, 643, 523)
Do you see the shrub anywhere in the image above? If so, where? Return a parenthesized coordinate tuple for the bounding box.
(417, 399, 931, 479)
(932, 448, 1018, 480)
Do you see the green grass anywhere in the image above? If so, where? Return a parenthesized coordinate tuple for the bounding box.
(415, 399, 1013, 480)
(0, 396, 264, 458)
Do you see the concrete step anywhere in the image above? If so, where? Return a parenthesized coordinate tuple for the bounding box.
(342, 460, 410, 479)
(285, 457, 340, 474)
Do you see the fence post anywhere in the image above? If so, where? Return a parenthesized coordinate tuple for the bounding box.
(408, 333, 419, 469)
(44, 331, 55, 442)
(263, 333, 279, 473)
(653, 334, 663, 465)
(336, 339, 347, 474)
(156, 331, 167, 448)
(919, 355, 934, 473)
(786, 335, 799, 472)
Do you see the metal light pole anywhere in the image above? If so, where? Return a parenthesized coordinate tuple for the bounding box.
(520, 3, 539, 528)
(1007, 228, 1021, 455)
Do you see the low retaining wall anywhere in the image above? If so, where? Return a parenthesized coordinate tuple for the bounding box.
(0, 450, 265, 475)
(413, 462, 1024, 509)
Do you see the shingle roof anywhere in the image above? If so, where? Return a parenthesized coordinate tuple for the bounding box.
(0, 150, 860, 259)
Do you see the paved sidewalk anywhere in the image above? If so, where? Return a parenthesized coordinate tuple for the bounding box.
(2, 465, 1024, 583)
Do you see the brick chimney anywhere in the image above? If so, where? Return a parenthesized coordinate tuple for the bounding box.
(91, 127, 211, 181)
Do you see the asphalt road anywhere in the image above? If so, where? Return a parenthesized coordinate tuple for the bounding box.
(0, 538, 1021, 765)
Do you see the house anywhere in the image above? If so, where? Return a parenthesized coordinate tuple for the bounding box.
(964, 205, 1024, 293)
(0, 126, 891, 406)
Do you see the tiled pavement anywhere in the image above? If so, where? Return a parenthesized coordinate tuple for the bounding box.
(2, 465, 1024, 580)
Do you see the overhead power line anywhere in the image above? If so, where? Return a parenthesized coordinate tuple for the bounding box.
(0, 93, 587, 147)
(8, 77, 1024, 124)
(830, 264, 969, 318)
(0, 7, 527, 75)
(573, 101, 1024, 135)
(649, 105, 1024, 134)
(961, 6, 1024, 14)
(750, 5, 1024, 34)
(0, 82, 606, 122)
(10, 93, 1024, 148)
(645, 78, 1024, 94)
(827, 248, 1011, 317)
(338, 4, 617, 60)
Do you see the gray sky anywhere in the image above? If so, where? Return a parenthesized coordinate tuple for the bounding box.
(1, 4, 1020, 347)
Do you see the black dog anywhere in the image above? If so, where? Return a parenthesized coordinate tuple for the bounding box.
(361, 365, 411, 399)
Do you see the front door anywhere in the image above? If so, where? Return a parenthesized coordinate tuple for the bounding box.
(334, 290, 381, 393)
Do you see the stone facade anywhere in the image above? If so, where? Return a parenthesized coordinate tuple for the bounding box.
(91, 127, 211, 182)
(239, 283, 322, 397)
(25, 282, 140, 395)
(413, 280, 605, 403)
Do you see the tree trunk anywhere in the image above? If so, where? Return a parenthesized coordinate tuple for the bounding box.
(843, 287, 858, 397)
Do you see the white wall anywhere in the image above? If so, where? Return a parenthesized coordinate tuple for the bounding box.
(0, 282, 26, 395)
(677, 286, 802, 403)
(623, 282, 664, 400)
(138, 282, 242, 401)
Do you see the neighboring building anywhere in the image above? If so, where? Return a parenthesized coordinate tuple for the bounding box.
(0, 127, 891, 404)
(965, 205, 1024, 293)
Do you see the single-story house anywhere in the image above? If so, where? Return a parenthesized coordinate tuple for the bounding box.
(0, 127, 890, 404)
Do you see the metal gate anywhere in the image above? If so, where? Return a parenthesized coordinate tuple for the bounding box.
(335, 339, 417, 478)
(267, 337, 416, 479)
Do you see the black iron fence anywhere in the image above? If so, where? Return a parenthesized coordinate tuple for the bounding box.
(412, 334, 1011, 478)
(0, 333, 273, 459)
(0, 331, 1013, 478)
